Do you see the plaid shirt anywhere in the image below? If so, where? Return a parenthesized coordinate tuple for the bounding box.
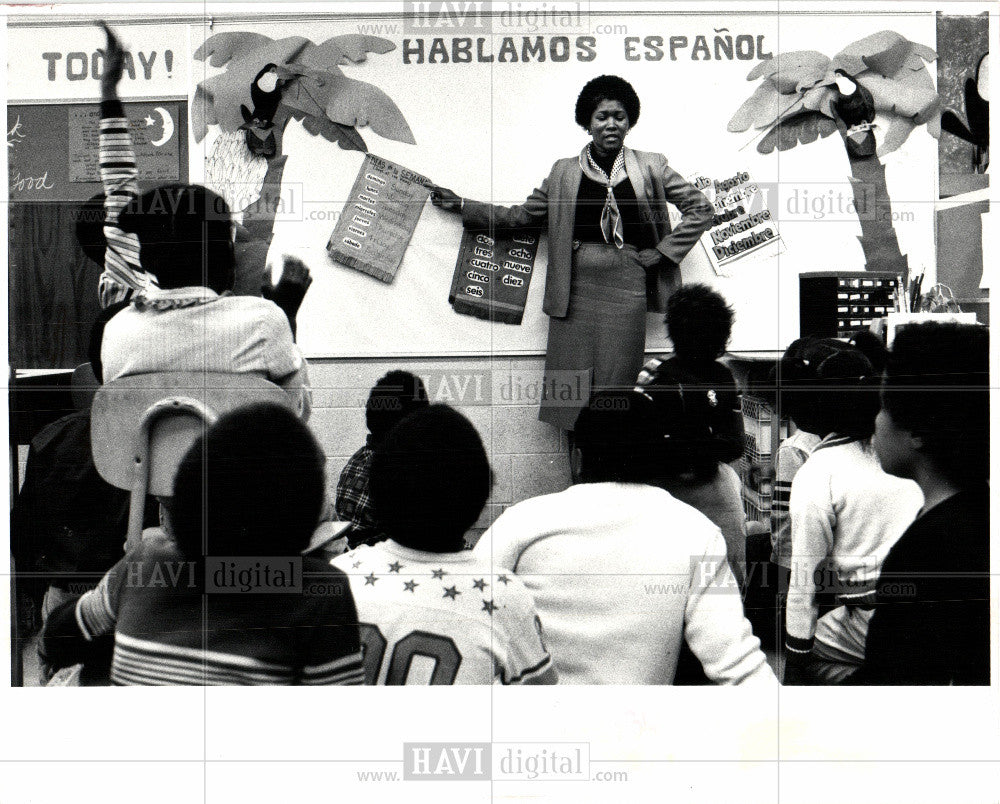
(336, 440, 382, 548)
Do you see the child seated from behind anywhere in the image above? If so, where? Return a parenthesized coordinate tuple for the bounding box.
(642, 376, 748, 588)
(332, 405, 556, 685)
(769, 337, 842, 570)
(40, 404, 363, 685)
(854, 322, 989, 685)
(783, 342, 922, 684)
(336, 371, 429, 548)
(637, 284, 745, 465)
(99, 183, 311, 418)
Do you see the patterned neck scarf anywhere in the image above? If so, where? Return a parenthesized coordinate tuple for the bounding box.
(133, 286, 228, 311)
(580, 144, 628, 249)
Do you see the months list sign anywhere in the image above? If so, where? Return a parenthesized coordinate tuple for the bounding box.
(327, 154, 431, 283)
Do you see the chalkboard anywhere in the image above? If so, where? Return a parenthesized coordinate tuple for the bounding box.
(7, 100, 188, 368)
(7, 101, 187, 203)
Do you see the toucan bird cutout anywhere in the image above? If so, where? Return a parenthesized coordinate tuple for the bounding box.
(832, 69, 877, 158)
(240, 63, 284, 157)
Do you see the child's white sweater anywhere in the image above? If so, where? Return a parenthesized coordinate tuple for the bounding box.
(785, 437, 923, 653)
(476, 483, 775, 685)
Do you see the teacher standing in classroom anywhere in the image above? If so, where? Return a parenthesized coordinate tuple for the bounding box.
(433, 75, 714, 430)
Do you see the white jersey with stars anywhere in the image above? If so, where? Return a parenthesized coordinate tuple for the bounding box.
(332, 539, 555, 685)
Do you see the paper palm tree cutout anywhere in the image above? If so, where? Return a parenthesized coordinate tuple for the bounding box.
(193, 32, 415, 290)
(728, 30, 941, 274)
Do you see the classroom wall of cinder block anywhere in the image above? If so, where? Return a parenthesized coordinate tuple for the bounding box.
(308, 357, 572, 536)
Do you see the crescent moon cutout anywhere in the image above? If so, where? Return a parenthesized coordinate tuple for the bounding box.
(150, 107, 174, 147)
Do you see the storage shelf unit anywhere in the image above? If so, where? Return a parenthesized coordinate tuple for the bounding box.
(799, 271, 900, 339)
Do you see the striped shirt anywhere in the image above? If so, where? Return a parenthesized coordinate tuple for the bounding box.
(98, 99, 155, 307)
(770, 429, 822, 568)
(72, 531, 364, 686)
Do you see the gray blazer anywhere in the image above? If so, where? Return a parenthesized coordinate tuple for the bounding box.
(462, 147, 714, 318)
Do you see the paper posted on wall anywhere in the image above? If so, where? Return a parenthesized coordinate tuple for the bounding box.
(327, 154, 431, 283)
(691, 170, 784, 276)
(448, 228, 540, 324)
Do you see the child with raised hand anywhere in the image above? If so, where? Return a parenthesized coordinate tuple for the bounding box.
(99, 183, 312, 417)
(637, 284, 745, 465)
(782, 342, 923, 684)
(82, 22, 313, 333)
(40, 404, 364, 685)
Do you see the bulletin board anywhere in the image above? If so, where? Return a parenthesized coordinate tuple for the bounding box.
(6, 10, 941, 359)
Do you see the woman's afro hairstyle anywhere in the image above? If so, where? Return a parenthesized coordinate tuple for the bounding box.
(575, 75, 640, 130)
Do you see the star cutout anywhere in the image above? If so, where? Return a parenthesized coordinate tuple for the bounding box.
(472, 578, 489, 591)
(442, 585, 461, 600)
(496, 575, 511, 585)
(364, 573, 379, 586)
(352, 561, 363, 569)
(431, 568, 447, 579)
(387, 561, 404, 573)
(403, 580, 419, 593)
(481, 598, 498, 614)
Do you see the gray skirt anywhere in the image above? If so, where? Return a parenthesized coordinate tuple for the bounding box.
(539, 242, 647, 430)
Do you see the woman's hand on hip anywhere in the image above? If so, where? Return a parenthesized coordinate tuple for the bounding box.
(430, 186, 463, 213)
(635, 248, 664, 268)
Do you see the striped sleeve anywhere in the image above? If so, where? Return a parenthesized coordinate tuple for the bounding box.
(297, 563, 366, 685)
(76, 557, 127, 640)
(98, 99, 154, 307)
(301, 650, 365, 686)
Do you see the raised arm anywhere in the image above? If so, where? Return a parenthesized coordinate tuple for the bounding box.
(96, 22, 153, 307)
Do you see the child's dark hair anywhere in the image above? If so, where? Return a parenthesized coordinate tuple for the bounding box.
(370, 405, 491, 552)
(881, 322, 989, 487)
(848, 330, 888, 375)
(117, 183, 235, 293)
(575, 75, 641, 129)
(170, 403, 326, 559)
(776, 337, 845, 432)
(366, 370, 430, 442)
(574, 390, 663, 483)
(780, 339, 880, 440)
(665, 284, 735, 362)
